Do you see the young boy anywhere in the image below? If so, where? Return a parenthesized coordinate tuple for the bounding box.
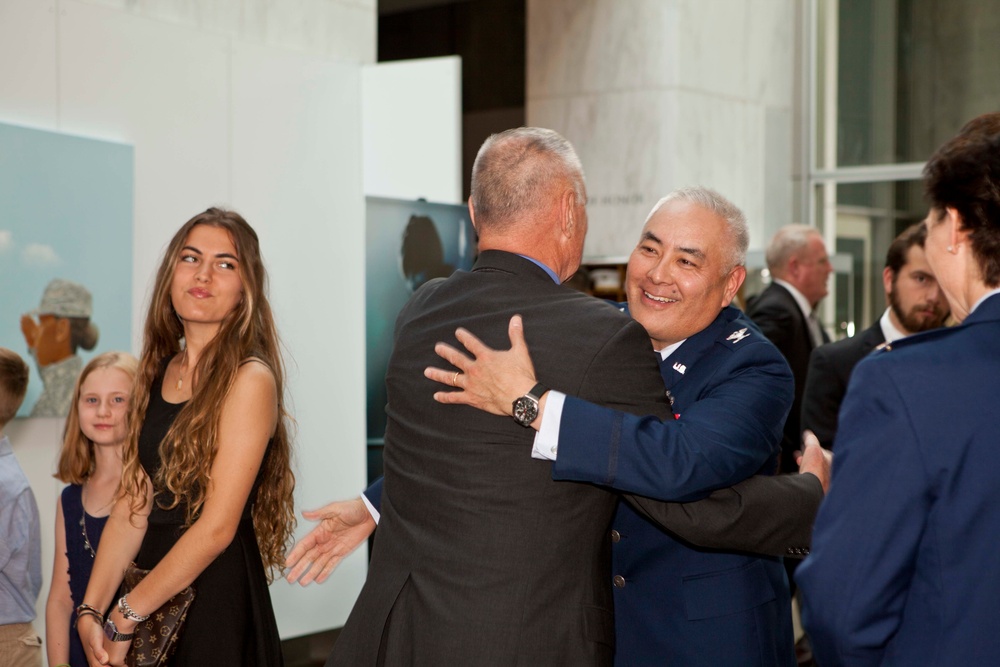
(0, 347, 42, 667)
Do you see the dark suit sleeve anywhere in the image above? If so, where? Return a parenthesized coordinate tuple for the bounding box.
(553, 340, 793, 500)
(796, 358, 928, 667)
(625, 473, 821, 557)
(801, 345, 844, 449)
(570, 319, 674, 419)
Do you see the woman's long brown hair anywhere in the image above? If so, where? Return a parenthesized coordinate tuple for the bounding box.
(120, 208, 295, 579)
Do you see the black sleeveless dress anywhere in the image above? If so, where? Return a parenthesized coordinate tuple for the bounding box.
(134, 369, 283, 666)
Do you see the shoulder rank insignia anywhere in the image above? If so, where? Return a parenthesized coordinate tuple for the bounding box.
(726, 328, 751, 344)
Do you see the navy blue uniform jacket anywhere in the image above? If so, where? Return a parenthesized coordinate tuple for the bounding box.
(797, 293, 1000, 666)
(554, 305, 797, 667)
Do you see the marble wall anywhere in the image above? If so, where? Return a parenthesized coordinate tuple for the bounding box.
(527, 0, 798, 258)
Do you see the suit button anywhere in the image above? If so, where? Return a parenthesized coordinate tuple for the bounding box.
(610, 530, 621, 543)
(613, 575, 626, 589)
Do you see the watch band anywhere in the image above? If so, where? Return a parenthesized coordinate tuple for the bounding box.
(103, 618, 134, 642)
(525, 383, 548, 401)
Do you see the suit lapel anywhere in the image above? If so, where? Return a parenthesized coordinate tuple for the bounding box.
(861, 323, 886, 351)
(772, 283, 820, 351)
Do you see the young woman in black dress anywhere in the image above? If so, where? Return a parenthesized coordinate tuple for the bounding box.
(78, 208, 295, 666)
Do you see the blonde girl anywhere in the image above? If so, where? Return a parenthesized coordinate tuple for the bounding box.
(45, 351, 138, 667)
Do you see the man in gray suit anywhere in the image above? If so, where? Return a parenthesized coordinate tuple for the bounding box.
(747, 225, 833, 473)
(291, 129, 827, 666)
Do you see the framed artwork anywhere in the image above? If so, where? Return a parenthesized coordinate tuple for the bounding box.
(0, 122, 133, 417)
(365, 196, 476, 475)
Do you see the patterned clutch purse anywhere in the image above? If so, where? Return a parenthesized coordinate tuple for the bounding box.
(122, 563, 196, 667)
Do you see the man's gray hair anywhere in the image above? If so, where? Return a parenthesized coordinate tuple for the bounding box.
(470, 127, 586, 231)
(646, 186, 749, 270)
(765, 224, 822, 275)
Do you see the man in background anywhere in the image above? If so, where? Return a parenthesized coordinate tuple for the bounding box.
(747, 225, 833, 473)
(801, 223, 949, 448)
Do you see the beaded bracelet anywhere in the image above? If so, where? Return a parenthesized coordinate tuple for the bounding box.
(76, 602, 103, 617)
(74, 607, 103, 629)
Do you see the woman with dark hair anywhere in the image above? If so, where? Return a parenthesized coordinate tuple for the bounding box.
(798, 113, 1000, 666)
(77, 208, 295, 666)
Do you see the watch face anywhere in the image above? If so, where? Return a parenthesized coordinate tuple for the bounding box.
(103, 618, 132, 642)
(512, 396, 539, 426)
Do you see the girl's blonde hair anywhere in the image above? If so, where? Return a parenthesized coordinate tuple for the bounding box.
(55, 351, 139, 485)
(119, 207, 295, 579)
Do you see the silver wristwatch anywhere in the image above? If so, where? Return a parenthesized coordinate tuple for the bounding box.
(103, 618, 134, 642)
(512, 383, 548, 427)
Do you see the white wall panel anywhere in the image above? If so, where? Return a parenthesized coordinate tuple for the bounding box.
(362, 56, 462, 204)
(57, 1, 231, 346)
(0, 0, 59, 127)
(231, 41, 366, 637)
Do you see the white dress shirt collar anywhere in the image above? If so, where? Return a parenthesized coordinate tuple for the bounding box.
(773, 278, 814, 322)
(879, 308, 908, 344)
(656, 340, 687, 361)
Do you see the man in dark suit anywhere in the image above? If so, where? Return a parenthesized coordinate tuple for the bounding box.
(426, 188, 806, 666)
(801, 223, 949, 448)
(747, 225, 833, 474)
(322, 130, 822, 666)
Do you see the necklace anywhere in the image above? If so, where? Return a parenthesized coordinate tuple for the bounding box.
(176, 348, 189, 391)
(81, 509, 96, 558)
(80, 487, 112, 559)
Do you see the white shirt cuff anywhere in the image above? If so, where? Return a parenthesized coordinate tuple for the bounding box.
(361, 492, 380, 524)
(531, 390, 566, 461)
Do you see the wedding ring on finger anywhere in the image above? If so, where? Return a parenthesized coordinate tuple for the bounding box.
(453, 371, 460, 386)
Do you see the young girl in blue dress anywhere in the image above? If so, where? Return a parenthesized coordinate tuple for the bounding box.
(45, 351, 138, 667)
